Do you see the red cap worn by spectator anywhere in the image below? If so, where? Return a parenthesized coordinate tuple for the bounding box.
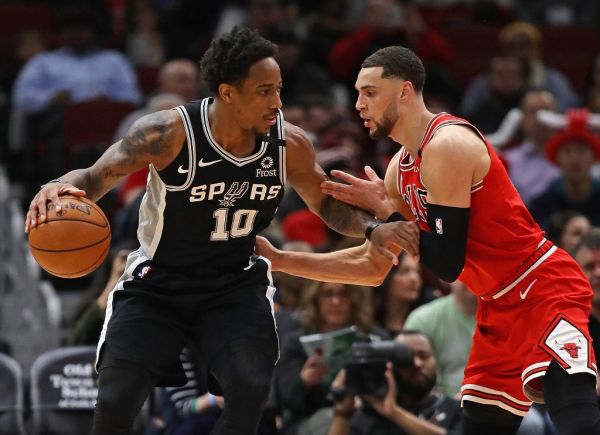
(281, 209, 328, 248)
(545, 108, 600, 163)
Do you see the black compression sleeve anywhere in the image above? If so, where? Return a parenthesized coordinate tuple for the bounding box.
(419, 204, 469, 282)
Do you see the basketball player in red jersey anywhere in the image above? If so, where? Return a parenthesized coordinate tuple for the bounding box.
(256, 46, 600, 434)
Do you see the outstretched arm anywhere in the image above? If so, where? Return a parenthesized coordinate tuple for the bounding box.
(255, 235, 400, 286)
(321, 153, 413, 221)
(284, 122, 375, 238)
(25, 110, 185, 232)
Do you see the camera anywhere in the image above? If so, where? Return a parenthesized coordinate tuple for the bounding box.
(344, 340, 413, 397)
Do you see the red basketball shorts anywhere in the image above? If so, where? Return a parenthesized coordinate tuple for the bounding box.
(461, 247, 597, 416)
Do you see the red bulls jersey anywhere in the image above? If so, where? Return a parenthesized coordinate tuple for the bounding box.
(398, 113, 550, 297)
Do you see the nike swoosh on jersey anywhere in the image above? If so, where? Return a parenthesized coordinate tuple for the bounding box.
(198, 158, 222, 167)
(519, 279, 537, 300)
(177, 165, 189, 174)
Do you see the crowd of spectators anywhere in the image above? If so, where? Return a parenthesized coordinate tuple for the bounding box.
(1, 0, 600, 434)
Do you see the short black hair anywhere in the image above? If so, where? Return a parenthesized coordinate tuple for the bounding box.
(361, 46, 426, 92)
(199, 26, 277, 93)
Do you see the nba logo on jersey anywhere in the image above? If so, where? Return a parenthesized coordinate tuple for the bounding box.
(435, 218, 443, 234)
(138, 265, 152, 279)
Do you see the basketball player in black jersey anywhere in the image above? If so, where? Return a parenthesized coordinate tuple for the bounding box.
(25, 27, 419, 435)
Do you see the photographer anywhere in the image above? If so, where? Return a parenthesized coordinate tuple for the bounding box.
(328, 331, 462, 435)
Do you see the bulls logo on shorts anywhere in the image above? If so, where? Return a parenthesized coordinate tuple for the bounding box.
(539, 314, 594, 373)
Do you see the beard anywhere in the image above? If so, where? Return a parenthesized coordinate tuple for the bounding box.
(395, 370, 437, 400)
(369, 101, 398, 140)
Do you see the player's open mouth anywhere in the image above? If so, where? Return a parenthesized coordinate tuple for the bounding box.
(265, 115, 277, 125)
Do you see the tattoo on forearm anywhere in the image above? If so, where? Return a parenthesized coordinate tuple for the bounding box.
(320, 196, 375, 237)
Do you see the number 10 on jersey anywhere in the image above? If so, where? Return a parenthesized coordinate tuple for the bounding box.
(211, 208, 259, 241)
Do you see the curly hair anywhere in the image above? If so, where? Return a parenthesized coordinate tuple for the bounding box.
(199, 26, 277, 93)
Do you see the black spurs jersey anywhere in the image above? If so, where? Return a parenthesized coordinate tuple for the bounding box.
(135, 98, 286, 276)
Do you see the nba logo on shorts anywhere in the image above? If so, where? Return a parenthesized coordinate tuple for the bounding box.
(435, 218, 443, 234)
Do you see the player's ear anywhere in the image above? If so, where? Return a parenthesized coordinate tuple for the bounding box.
(219, 83, 233, 103)
(399, 80, 413, 100)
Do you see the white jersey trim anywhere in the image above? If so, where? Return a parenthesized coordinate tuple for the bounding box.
(461, 384, 532, 406)
(255, 255, 280, 363)
(96, 248, 147, 371)
(169, 105, 197, 191)
(277, 110, 286, 184)
(138, 168, 167, 259)
(200, 98, 268, 167)
(491, 243, 557, 299)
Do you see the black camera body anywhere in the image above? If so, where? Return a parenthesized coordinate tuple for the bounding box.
(345, 340, 414, 397)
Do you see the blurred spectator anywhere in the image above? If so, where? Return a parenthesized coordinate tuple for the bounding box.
(404, 280, 476, 398)
(67, 242, 136, 346)
(546, 210, 591, 254)
(10, 8, 141, 194)
(3, 29, 48, 177)
(514, 0, 600, 27)
(463, 21, 578, 117)
(327, 331, 462, 435)
(213, 0, 286, 37)
(373, 252, 437, 336)
(327, 0, 456, 107)
(504, 89, 560, 205)
(276, 281, 380, 435)
(12, 9, 141, 116)
(462, 55, 529, 134)
(498, 21, 578, 110)
(265, 26, 333, 104)
(1, 29, 47, 100)
(572, 230, 600, 361)
(529, 109, 600, 228)
(126, 4, 166, 67)
(586, 53, 600, 113)
(113, 58, 199, 142)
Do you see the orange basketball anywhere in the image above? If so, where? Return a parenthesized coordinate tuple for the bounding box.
(28, 195, 111, 278)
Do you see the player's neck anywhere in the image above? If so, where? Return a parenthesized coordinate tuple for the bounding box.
(391, 106, 436, 159)
(208, 100, 257, 157)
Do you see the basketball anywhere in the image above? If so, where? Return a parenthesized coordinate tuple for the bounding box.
(28, 195, 111, 278)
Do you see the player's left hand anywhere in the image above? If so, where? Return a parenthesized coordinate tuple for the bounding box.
(366, 363, 399, 418)
(370, 221, 420, 264)
(321, 166, 395, 219)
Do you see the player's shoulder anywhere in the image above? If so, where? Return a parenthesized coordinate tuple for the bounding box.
(131, 108, 182, 133)
(283, 121, 310, 143)
(425, 124, 486, 162)
(125, 109, 185, 157)
(283, 121, 314, 154)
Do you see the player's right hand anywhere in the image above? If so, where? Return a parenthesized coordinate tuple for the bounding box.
(321, 166, 394, 219)
(370, 220, 420, 264)
(25, 182, 86, 233)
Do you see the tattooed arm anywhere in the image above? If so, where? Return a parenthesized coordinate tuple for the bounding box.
(25, 110, 185, 232)
(284, 122, 374, 237)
